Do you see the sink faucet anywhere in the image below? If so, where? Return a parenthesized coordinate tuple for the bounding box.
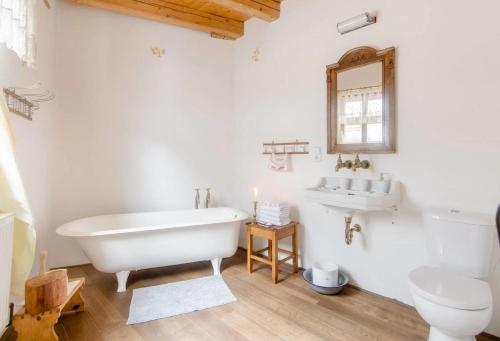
(335, 154, 353, 172)
(194, 188, 200, 209)
(205, 188, 211, 208)
(352, 154, 370, 172)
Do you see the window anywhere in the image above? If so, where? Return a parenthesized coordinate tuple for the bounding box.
(337, 86, 383, 144)
(0, 0, 36, 66)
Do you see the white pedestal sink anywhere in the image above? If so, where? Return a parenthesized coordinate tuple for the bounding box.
(305, 177, 401, 244)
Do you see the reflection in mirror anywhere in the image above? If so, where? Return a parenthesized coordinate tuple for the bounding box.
(337, 61, 383, 145)
(327, 46, 395, 154)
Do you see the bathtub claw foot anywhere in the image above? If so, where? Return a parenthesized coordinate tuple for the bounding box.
(116, 270, 130, 292)
(211, 258, 222, 276)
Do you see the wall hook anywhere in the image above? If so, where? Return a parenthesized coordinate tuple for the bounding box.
(2, 83, 54, 120)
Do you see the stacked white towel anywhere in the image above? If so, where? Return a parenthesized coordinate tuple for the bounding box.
(257, 201, 291, 226)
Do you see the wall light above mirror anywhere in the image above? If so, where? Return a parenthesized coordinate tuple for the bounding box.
(327, 46, 396, 154)
(337, 13, 376, 35)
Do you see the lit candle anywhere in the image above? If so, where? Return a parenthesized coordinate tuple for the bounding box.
(252, 187, 258, 224)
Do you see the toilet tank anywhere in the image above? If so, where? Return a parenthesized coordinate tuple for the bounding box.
(425, 209, 495, 279)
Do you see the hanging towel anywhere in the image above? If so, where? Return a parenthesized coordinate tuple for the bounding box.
(0, 93, 35, 301)
(268, 153, 290, 171)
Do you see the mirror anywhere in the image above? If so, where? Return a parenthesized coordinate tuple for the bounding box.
(327, 46, 396, 154)
(337, 62, 383, 145)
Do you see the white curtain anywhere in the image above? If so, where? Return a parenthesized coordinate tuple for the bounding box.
(0, 0, 36, 67)
(337, 86, 383, 144)
(0, 94, 35, 301)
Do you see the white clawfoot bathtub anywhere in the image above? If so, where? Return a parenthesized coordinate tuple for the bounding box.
(56, 207, 248, 292)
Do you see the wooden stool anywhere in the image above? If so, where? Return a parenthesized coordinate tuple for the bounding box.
(13, 278, 85, 341)
(246, 221, 298, 283)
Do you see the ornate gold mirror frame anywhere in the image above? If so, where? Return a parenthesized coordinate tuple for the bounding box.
(327, 46, 396, 154)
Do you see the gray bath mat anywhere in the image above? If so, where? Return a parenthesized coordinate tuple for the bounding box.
(127, 275, 236, 324)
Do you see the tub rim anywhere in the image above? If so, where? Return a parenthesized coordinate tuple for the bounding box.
(56, 207, 249, 238)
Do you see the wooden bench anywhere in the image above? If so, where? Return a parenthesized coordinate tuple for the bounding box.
(13, 278, 85, 341)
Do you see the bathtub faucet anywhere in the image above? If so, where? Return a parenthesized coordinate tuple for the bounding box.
(205, 188, 211, 208)
(194, 188, 200, 209)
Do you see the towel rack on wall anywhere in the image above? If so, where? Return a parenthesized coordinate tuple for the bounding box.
(262, 140, 309, 155)
(2, 83, 54, 120)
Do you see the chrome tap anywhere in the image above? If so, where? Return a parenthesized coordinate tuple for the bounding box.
(205, 188, 211, 208)
(335, 154, 352, 172)
(352, 154, 370, 172)
(194, 188, 200, 209)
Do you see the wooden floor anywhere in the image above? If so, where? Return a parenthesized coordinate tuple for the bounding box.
(45, 251, 495, 341)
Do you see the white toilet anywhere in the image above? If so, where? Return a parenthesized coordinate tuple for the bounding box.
(408, 209, 496, 341)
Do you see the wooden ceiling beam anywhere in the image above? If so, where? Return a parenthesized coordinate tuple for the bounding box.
(69, 0, 244, 39)
(208, 0, 280, 22)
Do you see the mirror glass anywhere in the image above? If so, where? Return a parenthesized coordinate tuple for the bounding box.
(336, 61, 383, 145)
(327, 46, 395, 154)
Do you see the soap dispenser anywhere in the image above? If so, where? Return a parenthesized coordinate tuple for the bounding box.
(375, 172, 390, 193)
(379, 172, 390, 181)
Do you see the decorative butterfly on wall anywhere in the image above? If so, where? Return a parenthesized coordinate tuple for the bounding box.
(151, 47, 165, 58)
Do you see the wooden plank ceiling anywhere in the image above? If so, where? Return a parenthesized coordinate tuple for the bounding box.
(68, 0, 282, 39)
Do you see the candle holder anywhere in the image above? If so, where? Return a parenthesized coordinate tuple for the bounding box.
(253, 201, 258, 224)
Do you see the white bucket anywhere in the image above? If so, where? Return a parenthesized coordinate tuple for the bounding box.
(312, 261, 339, 287)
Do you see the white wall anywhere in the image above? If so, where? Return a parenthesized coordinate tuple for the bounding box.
(2, 1, 235, 269)
(231, 0, 500, 336)
(49, 1, 235, 266)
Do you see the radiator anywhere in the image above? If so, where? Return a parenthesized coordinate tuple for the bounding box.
(0, 214, 14, 337)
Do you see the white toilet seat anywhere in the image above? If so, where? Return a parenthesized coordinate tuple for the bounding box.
(409, 266, 492, 310)
(409, 266, 493, 341)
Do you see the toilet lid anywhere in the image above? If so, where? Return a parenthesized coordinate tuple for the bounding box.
(408, 266, 492, 310)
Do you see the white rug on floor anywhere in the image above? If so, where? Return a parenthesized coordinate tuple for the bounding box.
(127, 275, 236, 324)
